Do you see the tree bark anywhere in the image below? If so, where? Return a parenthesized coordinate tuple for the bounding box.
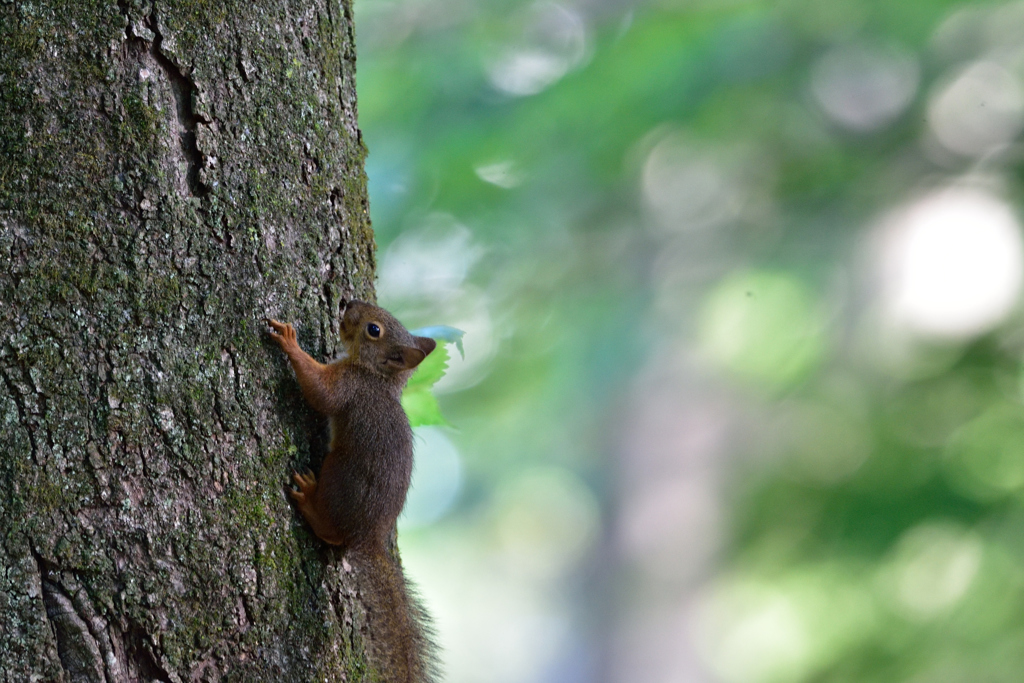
(0, 1, 388, 680)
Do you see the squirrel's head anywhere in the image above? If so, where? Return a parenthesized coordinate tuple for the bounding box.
(339, 300, 437, 379)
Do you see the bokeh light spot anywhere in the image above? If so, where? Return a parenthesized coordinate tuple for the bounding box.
(811, 43, 918, 132)
(878, 185, 1023, 339)
(696, 569, 876, 683)
(703, 590, 809, 683)
(378, 217, 484, 302)
(879, 523, 982, 621)
(928, 61, 1024, 156)
(475, 160, 523, 188)
(486, 3, 587, 96)
(641, 132, 745, 233)
(945, 403, 1024, 501)
(698, 270, 825, 389)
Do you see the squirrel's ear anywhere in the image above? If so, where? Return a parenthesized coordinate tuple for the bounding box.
(387, 337, 435, 370)
(391, 345, 427, 370)
(414, 336, 437, 357)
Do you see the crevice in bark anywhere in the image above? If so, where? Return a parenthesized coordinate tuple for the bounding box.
(213, 214, 235, 251)
(122, 3, 210, 199)
(32, 547, 109, 683)
(235, 49, 251, 83)
(0, 363, 39, 465)
(126, 619, 174, 683)
(66, 572, 126, 683)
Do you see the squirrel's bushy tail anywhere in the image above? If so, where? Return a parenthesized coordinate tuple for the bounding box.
(349, 547, 440, 683)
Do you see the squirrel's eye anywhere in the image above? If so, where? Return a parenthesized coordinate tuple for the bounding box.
(366, 323, 381, 339)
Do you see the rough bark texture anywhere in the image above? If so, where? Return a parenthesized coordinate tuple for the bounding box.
(0, 1, 393, 680)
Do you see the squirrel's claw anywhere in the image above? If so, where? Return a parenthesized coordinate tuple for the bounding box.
(289, 470, 317, 504)
(266, 319, 298, 350)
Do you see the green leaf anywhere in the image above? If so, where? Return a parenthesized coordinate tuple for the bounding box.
(406, 343, 449, 391)
(402, 332, 460, 426)
(402, 388, 449, 427)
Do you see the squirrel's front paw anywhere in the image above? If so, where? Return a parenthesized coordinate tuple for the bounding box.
(266, 319, 298, 351)
(288, 470, 317, 503)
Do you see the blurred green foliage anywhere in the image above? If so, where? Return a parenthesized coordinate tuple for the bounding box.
(357, 0, 1024, 680)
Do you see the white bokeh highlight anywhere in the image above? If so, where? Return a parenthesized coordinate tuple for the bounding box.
(475, 160, 523, 188)
(878, 185, 1024, 339)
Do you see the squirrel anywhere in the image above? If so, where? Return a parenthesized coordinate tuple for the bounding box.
(267, 300, 438, 683)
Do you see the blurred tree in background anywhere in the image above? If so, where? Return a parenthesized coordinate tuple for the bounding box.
(356, 0, 1024, 681)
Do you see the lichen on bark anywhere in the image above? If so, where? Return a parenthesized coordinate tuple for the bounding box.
(0, 0, 389, 680)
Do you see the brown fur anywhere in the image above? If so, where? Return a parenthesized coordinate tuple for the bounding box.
(267, 301, 439, 682)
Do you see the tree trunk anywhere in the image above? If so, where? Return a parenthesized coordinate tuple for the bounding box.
(0, 1, 389, 680)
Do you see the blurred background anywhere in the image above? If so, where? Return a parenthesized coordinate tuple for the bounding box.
(354, 0, 1024, 681)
